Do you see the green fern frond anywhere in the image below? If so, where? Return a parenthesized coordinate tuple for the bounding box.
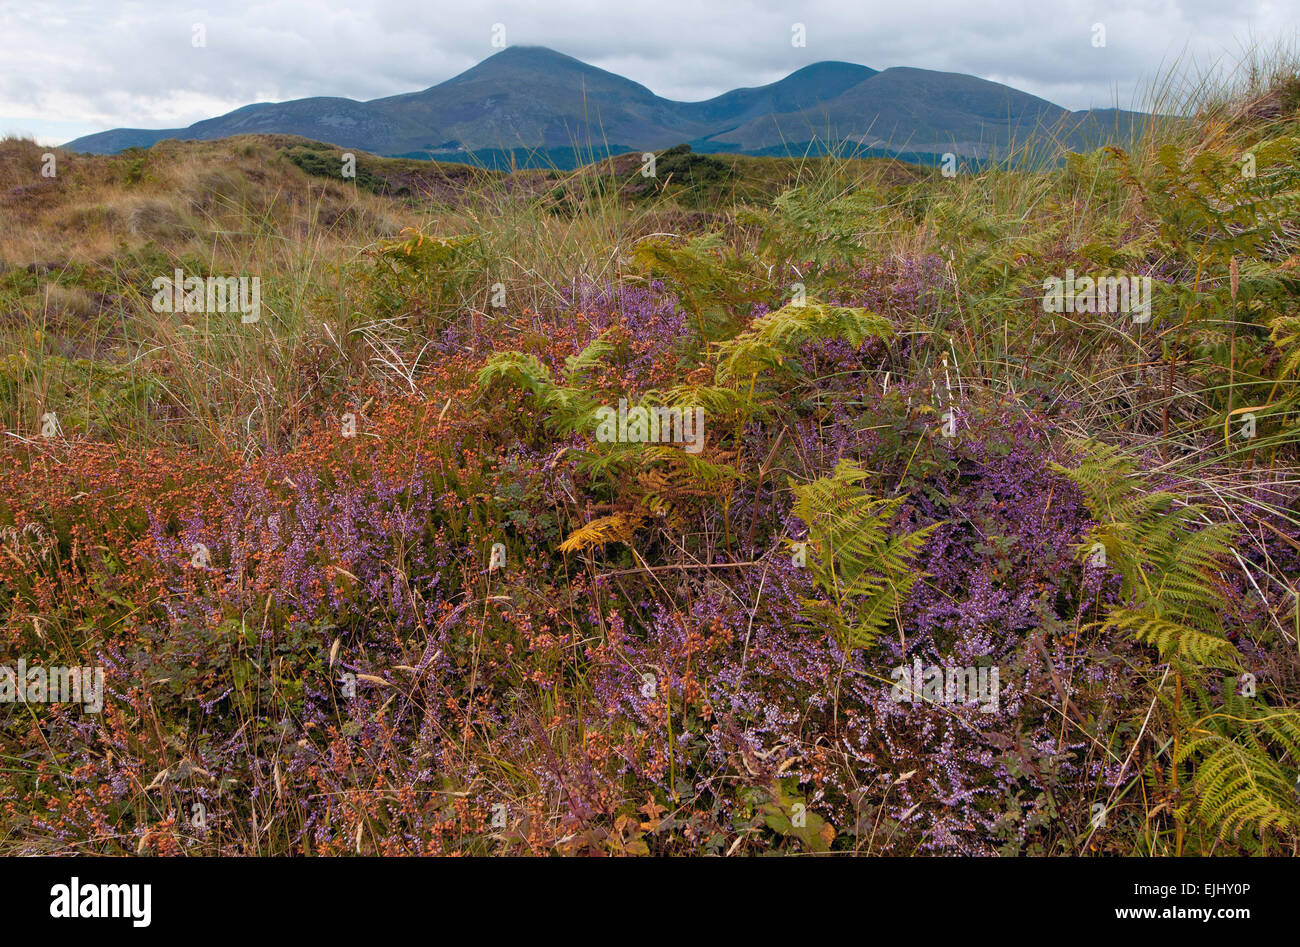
(790, 460, 936, 650)
(715, 301, 893, 387)
(631, 234, 761, 341)
(1053, 440, 1239, 664)
(476, 351, 554, 399)
(563, 329, 618, 385)
(476, 351, 598, 435)
(1104, 607, 1239, 669)
(1056, 439, 1300, 846)
(1177, 686, 1300, 842)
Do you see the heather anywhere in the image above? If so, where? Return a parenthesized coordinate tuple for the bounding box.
(3, 63, 1300, 856)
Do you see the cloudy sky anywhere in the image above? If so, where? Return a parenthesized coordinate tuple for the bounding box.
(1, 0, 1295, 145)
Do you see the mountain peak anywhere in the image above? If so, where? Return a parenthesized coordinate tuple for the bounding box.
(479, 45, 585, 68)
(441, 44, 657, 99)
(459, 45, 620, 78)
(488, 45, 575, 62)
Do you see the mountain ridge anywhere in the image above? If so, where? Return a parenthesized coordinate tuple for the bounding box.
(63, 45, 1145, 165)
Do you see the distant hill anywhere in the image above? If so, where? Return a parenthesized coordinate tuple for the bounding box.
(64, 46, 1146, 168)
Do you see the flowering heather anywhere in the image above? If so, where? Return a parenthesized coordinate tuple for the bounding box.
(5, 78, 1300, 859)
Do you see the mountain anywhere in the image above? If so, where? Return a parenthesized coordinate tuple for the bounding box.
(676, 60, 878, 127)
(366, 46, 707, 152)
(64, 46, 1144, 166)
(700, 66, 1081, 157)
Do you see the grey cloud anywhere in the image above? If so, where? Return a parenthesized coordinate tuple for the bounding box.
(0, 0, 1295, 140)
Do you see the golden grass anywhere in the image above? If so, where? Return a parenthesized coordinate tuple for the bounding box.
(0, 135, 422, 265)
